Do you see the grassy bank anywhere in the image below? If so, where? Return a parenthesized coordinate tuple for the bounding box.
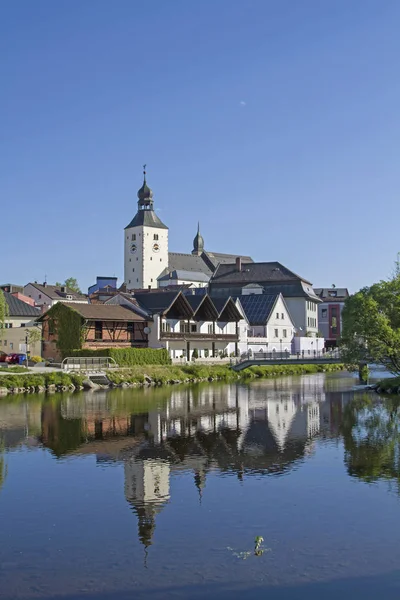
(0, 363, 346, 395)
(375, 376, 400, 394)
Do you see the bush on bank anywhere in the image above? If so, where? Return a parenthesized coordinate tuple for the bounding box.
(70, 348, 171, 366)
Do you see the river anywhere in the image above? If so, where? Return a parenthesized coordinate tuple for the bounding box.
(1, 372, 400, 599)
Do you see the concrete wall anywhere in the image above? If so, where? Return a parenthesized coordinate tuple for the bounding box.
(285, 297, 319, 336)
(1, 324, 42, 356)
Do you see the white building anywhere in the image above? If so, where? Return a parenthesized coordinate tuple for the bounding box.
(124, 170, 252, 291)
(209, 259, 321, 337)
(236, 292, 295, 355)
(23, 282, 88, 309)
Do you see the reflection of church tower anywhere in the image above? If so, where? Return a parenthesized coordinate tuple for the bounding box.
(194, 467, 206, 502)
(124, 167, 169, 291)
(124, 458, 170, 547)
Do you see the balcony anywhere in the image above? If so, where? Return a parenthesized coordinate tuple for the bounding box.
(160, 331, 238, 341)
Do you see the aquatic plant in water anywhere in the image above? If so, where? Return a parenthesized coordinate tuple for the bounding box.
(227, 536, 269, 560)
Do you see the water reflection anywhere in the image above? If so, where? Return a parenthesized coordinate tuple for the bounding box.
(0, 375, 361, 549)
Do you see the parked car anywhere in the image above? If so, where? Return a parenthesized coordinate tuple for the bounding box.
(0, 351, 8, 363)
(6, 353, 27, 365)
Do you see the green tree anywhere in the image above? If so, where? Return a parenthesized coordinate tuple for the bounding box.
(27, 327, 42, 345)
(55, 278, 81, 293)
(340, 275, 400, 375)
(0, 290, 9, 341)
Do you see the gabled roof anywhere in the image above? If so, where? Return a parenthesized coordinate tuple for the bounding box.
(3, 292, 41, 318)
(134, 291, 193, 319)
(104, 294, 151, 319)
(185, 294, 219, 321)
(26, 283, 87, 301)
(210, 261, 312, 286)
(38, 302, 147, 322)
(125, 210, 168, 230)
(211, 297, 243, 322)
(236, 293, 294, 326)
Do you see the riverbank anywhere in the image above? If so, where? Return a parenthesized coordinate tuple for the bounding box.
(375, 376, 400, 394)
(0, 363, 346, 396)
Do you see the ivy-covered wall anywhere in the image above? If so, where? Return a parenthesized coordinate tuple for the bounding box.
(44, 303, 83, 358)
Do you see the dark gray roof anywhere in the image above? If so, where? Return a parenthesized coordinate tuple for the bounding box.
(236, 294, 279, 326)
(210, 261, 312, 286)
(134, 291, 192, 317)
(202, 251, 253, 269)
(168, 253, 213, 276)
(125, 210, 168, 230)
(40, 302, 147, 322)
(158, 269, 210, 283)
(27, 283, 87, 301)
(3, 292, 41, 318)
(314, 288, 349, 301)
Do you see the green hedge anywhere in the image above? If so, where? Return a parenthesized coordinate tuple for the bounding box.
(70, 347, 171, 366)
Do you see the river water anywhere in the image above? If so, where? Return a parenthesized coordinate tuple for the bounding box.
(1, 372, 400, 599)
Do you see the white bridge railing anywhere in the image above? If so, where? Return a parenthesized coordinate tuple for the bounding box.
(62, 357, 118, 371)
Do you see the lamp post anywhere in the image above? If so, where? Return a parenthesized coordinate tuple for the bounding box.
(25, 329, 29, 369)
(280, 339, 282, 358)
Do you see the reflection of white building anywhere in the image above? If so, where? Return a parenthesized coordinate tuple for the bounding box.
(124, 458, 170, 548)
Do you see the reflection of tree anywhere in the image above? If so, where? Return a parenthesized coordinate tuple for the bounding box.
(342, 394, 400, 486)
(0, 440, 7, 493)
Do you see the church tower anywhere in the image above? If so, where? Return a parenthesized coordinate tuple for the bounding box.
(124, 167, 169, 290)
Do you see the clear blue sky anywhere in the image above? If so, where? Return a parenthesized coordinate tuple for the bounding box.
(2, 0, 400, 293)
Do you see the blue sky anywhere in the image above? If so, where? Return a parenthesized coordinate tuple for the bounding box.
(1, 0, 400, 293)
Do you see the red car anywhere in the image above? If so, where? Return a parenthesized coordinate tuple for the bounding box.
(0, 352, 7, 363)
(5, 353, 27, 365)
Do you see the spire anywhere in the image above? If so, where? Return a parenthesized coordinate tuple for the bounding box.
(192, 221, 204, 256)
(137, 164, 154, 210)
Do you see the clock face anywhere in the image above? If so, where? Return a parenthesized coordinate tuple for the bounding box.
(130, 243, 137, 254)
(152, 243, 160, 253)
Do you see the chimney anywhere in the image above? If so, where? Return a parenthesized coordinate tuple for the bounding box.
(236, 257, 242, 272)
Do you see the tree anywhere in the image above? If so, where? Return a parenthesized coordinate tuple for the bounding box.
(0, 290, 9, 341)
(27, 327, 42, 345)
(340, 275, 400, 374)
(56, 278, 81, 293)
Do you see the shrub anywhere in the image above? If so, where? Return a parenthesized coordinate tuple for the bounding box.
(30, 356, 43, 363)
(192, 348, 199, 360)
(71, 347, 171, 366)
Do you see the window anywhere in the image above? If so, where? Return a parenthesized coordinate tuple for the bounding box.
(129, 259, 131, 262)
(274, 328, 279, 337)
(20, 323, 25, 327)
(281, 313, 284, 319)
(276, 312, 279, 319)
(162, 322, 171, 333)
(191, 323, 197, 332)
(322, 308, 327, 319)
(208, 324, 213, 334)
(3, 340, 6, 346)
(328, 290, 337, 297)
(94, 321, 103, 340)
(154, 234, 159, 240)
(132, 268, 135, 272)
(150, 257, 152, 261)
(38, 294, 42, 299)
(132, 234, 136, 241)
(9, 343, 13, 350)
(283, 329, 287, 337)
(136, 257, 138, 261)
(128, 280, 131, 284)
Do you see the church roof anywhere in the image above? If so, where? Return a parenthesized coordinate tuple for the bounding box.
(158, 269, 210, 283)
(168, 252, 213, 276)
(202, 250, 253, 269)
(125, 210, 168, 230)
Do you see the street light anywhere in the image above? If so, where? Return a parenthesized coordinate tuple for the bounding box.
(280, 339, 282, 358)
(25, 329, 29, 369)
